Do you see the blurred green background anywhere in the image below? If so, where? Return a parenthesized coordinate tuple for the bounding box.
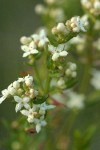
(0, 0, 100, 150)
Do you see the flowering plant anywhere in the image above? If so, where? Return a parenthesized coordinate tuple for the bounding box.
(0, 0, 100, 149)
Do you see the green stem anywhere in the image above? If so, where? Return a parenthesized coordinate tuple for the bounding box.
(79, 35, 93, 94)
(33, 63, 44, 94)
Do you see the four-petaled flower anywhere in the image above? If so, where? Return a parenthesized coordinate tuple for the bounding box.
(48, 44, 68, 61)
(14, 96, 30, 112)
(21, 41, 39, 57)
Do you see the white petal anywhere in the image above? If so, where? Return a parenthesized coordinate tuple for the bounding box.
(27, 115, 34, 123)
(15, 103, 23, 112)
(40, 29, 46, 38)
(20, 110, 29, 116)
(36, 124, 41, 133)
(14, 96, 22, 103)
(59, 51, 68, 57)
(0, 96, 6, 104)
(24, 103, 30, 109)
(48, 45, 56, 53)
(41, 120, 47, 126)
(31, 49, 39, 54)
(23, 52, 30, 57)
(18, 78, 24, 82)
(52, 53, 59, 61)
(21, 45, 28, 52)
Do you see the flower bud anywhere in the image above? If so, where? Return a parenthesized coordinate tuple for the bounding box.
(13, 81, 20, 89)
(20, 36, 31, 45)
(56, 23, 66, 32)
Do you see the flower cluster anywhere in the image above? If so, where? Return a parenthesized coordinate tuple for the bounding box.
(56, 62, 77, 89)
(0, 75, 56, 133)
(52, 16, 87, 43)
(65, 62, 77, 78)
(48, 43, 68, 61)
(81, 0, 100, 16)
(20, 102, 55, 133)
(20, 29, 49, 58)
(0, 75, 38, 104)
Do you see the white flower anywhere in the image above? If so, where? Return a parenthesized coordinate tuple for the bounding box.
(66, 91, 85, 109)
(66, 16, 87, 33)
(8, 84, 16, 95)
(21, 41, 39, 57)
(57, 78, 65, 89)
(48, 44, 68, 61)
(39, 102, 56, 111)
(29, 89, 38, 99)
(24, 75, 33, 86)
(34, 116, 47, 133)
(18, 75, 33, 86)
(14, 96, 30, 112)
(91, 69, 100, 90)
(32, 29, 49, 48)
(72, 16, 87, 32)
(0, 89, 9, 104)
(20, 105, 38, 123)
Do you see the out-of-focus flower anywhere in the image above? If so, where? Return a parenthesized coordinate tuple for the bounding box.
(91, 69, 100, 90)
(81, 0, 100, 16)
(66, 91, 85, 109)
(65, 62, 77, 78)
(93, 38, 100, 51)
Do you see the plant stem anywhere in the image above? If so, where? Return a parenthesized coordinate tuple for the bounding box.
(33, 63, 44, 94)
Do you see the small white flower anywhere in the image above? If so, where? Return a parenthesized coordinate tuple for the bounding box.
(40, 102, 56, 111)
(34, 116, 47, 133)
(32, 29, 49, 48)
(8, 84, 16, 96)
(20, 105, 38, 123)
(48, 44, 68, 61)
(21, 41, 39, 57)
(24, 75, 33, 86)
(14, 96, 30, 112)
(57, 78, 65, 89)
(18, 75, 33, 85)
